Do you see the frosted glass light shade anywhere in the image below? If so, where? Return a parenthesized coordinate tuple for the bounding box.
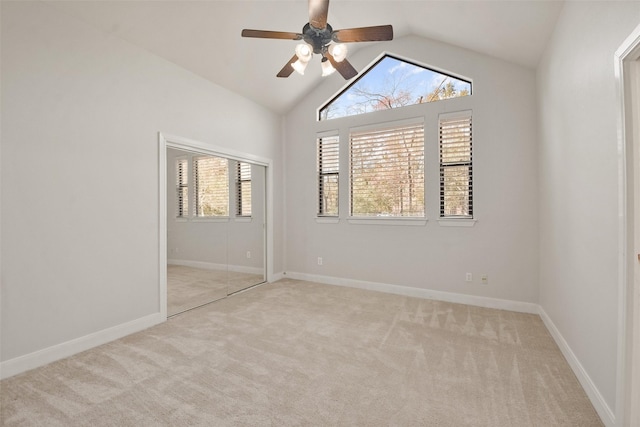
(328, 43, 347, 62)
(292, 59, 308, 75)
(295, 43, 313, 63)
(321, 58, 335, 76)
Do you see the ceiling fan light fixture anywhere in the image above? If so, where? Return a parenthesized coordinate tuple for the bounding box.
(241, 0, 393, 80)
(328, 43, 347, 63)
(321, 57, 336, 76)
(295, 43, 313, 63)
(292, 59, 308, 75)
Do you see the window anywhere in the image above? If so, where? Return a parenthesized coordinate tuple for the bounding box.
(350, 121, 424, 217)
(193, 155, 229, 217)
(176, 157, 188, 218)
(319, 55, 471, 121)
(317, 135, 339, 216)
(236, 162, 252, 217)
(439, 112, 473, 218)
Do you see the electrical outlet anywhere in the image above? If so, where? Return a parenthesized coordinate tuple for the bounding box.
(481, 275, 488, 285)
(246, 251, 251, 259)
(317, 257, 323, 266)
(465, 273, 472, 282)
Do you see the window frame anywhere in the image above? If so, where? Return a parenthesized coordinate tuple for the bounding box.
(192, 154, 230, 219)
(439, 110, 473, 220)
(318, 53, 472, 122)
(175, 156, 189, 219)
(348, 118, 426, 221)
(236, 161, 252, 217)
(317, 132, 340, 217)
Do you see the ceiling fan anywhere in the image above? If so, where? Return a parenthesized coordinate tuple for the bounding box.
(241, 0, 393, 79)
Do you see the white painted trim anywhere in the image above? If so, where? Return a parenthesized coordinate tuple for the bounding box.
(316, 129, 340, 139)
(315, 51, 473, 123)
(347, 218, 427, 226)
(349, 116, 425, 134)
(615, 22, 640, 427)
(234, 217, 252, 223)
(167, 259, 226, 271)
(316, 217, 340, 224)
(0, 313, 164, 380)
(265, 159, 274, 283)
(538, 307, 615, 426)
(162, 133, 271, 167)
(438, 218, 477, 227)
(159, 133, 168, 319)
(159, 132, 274, 307)
(270, 271, 286, 282)
(168, 259, 264, 276)
(284, 271, 539, 314)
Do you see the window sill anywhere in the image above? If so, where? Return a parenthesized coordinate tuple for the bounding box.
(348, 217, 427, 226)
(438, 218, 477, 227)
(316, 217, 339, 224)
(191, 217, 230, 223)
(235, 217, 252, 223)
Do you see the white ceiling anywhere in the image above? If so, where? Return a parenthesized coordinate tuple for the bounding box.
(45, 0, 564, 115)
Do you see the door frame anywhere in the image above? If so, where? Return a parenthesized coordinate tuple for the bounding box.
(615, 24, 640, 427)
(158, 132, 273, 319)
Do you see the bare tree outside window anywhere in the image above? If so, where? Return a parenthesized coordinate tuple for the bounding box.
(350, 123, 425, 217)
(193, 155, 229, 217)
(319, 55, 471, 121)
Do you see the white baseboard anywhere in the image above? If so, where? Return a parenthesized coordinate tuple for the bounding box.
(537, 307, 615, 427)
(168, 259, 226, 271)
(168, 259, 263, 275)
(283, 271, 539, 314)
(269, 271, 285, 282)
(1, 271, 613, 427)
(0, 312, 165, 380)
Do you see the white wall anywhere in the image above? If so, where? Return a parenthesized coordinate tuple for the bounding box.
(537, 1, 640, 421)
(284, 35, 539, 304)
(0, 1, 283, 366)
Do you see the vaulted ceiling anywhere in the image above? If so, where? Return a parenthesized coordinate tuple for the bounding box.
(45, 1, 564, 115)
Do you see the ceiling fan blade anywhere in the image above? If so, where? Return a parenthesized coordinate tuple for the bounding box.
(309, 0, 329, 29)
(332, 25, 394, 43)
(326, 53, 358, 80)
(241, 29, 302, 40)
(277, 54, 299, 78)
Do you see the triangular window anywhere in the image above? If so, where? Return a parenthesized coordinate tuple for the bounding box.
(319, 54, 471, 121)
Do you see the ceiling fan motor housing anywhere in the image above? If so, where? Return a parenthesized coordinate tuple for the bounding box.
(303, 23, 334, 54)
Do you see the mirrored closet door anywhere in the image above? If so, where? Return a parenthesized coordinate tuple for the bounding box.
(227, 162, 266, 294)
(166, 147, 266, 316)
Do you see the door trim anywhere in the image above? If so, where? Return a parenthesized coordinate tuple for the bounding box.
(615, 24, 640, 427)
(158, 132, 273, 319)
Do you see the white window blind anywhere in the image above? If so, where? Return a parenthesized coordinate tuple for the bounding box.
(317, 135, 339, 216)
(193, 155, 229, 217)
(236, 162, 252, 217)
(439, 112, 473, 218)
(350, 122, 424, 217)
(176, 157, 188, 218)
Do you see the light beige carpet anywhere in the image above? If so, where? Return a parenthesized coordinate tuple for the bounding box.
(167, 265, 264, 316)
(1, 279, 602, 426)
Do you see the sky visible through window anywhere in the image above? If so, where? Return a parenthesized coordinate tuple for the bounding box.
(319, 55, 471, 121)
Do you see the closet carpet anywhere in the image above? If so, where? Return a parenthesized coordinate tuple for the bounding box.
(1, 279, 602, 426)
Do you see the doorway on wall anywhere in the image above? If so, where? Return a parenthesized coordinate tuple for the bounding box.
(618, 29, 640, 427)
(159, 133, 270, 318)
